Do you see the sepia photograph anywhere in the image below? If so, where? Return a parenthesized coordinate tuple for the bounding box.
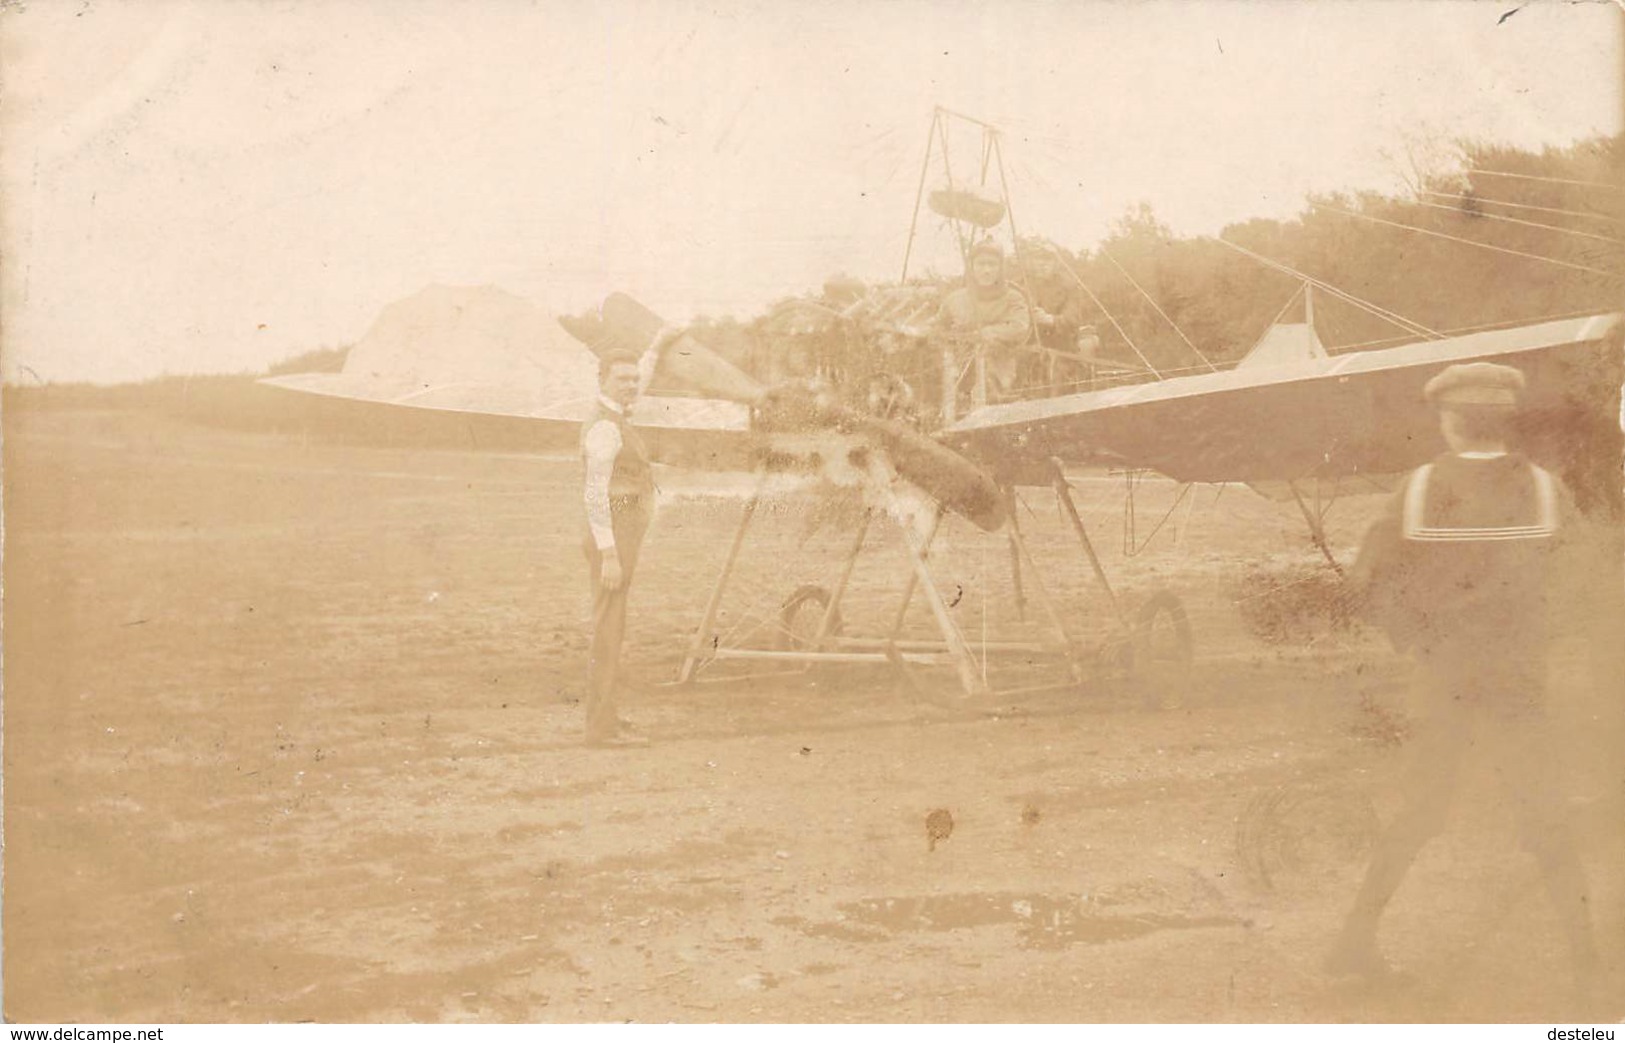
(3, 0, 1623, 1026)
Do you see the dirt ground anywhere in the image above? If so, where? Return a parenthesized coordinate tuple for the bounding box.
(4, 406, 1622, 1023)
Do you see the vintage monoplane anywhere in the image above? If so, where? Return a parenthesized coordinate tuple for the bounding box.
(264, 107, 1625, 702)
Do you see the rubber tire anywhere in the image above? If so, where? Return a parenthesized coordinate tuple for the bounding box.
(776, 584, 842, 651)
(1130, 588, 1194, 709)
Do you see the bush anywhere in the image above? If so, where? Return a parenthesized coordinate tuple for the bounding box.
(1233, 563, 1358, 645)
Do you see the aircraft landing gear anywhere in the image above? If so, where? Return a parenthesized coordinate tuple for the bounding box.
(1129, 589, 1194, 709)
(776, 584, 843, 651)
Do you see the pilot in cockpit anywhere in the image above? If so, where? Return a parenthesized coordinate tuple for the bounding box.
(933, 238, 1032, 405)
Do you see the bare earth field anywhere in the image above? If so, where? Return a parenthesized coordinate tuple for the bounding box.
(5, 406, 1622, 1023)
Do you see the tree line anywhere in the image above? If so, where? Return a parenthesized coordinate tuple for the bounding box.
(1056, 135, 1622, 374)
(9, 134, 1617, 450)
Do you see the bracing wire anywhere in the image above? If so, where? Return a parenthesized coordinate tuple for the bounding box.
(1213, 237, 1442, 339)
(1241, 283, 1306, 357)
(1054, 258, 1163, 378)
(1420, 190, 1624, 227)
(1254, 255, 1439, 339)
(1412, 199, 1625, 247)
(1465, 168, 1625, 192)
(1098, 247, 1219, 371)
(1311, 201, 1625, 281)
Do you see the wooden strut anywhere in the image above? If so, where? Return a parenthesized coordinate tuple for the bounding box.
(682, 466, 1111, 699)
(676, 471, 768, 684)
(1006, 488, 1027, 623)
(899, 109, 940, 284)
(892, 499, 989, 697)
(681, 487, 992, 697)
(1122, 471, 1194, 558)
(939, 340, 958, 426)
(1051, 464, 1129, 628)
(905, 107, 1035, 420)
(835, 637, 1055, 653)
(1288, 479, 1343, 575)
(887, 505, 943, 639)
(811, 509, 873, 652)
(1003, 487, 1084, 683)
(935, 114, 970, 263)
(990, 130, 1033, 302)
(709, 648, 951, 666)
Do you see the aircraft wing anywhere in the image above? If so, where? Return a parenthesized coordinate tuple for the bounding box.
(255, 283, 758, 468)
(259, 371, 748, 431)
(257, 371, 753, 470)
(947, 313, 1622, 484)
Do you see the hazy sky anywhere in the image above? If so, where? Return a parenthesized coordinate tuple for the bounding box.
(2, 0, 1619, 384)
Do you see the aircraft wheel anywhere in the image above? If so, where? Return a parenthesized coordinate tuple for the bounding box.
(776, 584, 842, 651)
(1129, 589, 1194, 709)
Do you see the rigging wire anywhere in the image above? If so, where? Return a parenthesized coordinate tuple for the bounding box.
(981, 122, 1193, 372)
(1412, 199, 1625, 247)
(1213, 237, 1442, 339)
(1312, 201, 1625, 280)
(1420, 190, 1624, 227)
(1464, 168, 1625, 192)
(1013, 157, 1056, 194)
(1242, 283, 1306, 356)
(1254, 253, 1437, 339)
(1098, 247, 1219, 371)
(1054, 258, 1163, 378)
(842, 125, 899, 158)
(876, 149, 907, 190)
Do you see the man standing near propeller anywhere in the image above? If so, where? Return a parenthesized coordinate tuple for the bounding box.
(579, 349, 655, 747)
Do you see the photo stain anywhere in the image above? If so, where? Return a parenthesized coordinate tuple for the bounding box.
(812, 893, 1241, 950)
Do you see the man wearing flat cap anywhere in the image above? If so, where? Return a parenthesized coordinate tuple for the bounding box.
(1327, 362, 1602, 1000)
